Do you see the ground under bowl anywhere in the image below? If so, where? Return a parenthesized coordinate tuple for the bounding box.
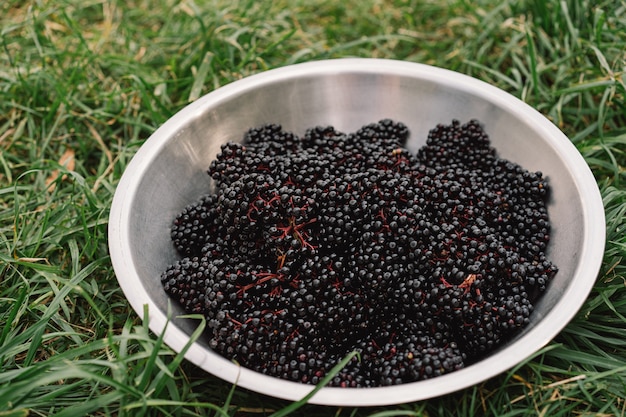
(108, 58, 605, 406)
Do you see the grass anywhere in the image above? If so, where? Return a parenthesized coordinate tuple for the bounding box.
(0, 0, 625, 415)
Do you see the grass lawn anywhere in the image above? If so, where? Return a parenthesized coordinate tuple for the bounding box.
(1, 0, 625, 415)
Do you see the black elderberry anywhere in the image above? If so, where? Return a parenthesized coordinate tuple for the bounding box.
(161, 119, 557, 388)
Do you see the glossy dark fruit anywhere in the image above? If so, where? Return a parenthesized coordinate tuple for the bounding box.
(161, 119, 557, 387)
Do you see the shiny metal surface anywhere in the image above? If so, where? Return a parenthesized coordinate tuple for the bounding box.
(108, 58, 605, 406)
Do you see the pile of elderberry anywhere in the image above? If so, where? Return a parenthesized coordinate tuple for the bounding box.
(161, 119, 558, 387)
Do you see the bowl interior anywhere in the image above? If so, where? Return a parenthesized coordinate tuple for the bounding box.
(111, 59, 603, 406)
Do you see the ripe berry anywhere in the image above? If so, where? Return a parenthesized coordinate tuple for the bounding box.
(161, 119, 557, 387)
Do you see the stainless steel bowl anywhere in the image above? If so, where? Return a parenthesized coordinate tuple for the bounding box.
(108, 58, 605, 406)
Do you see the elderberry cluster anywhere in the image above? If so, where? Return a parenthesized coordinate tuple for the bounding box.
(161, 119, 558, 387)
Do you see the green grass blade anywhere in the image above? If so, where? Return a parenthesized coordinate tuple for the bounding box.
(136, 304, 170, 392)
(524, 24, 539, 98)
(0, 284, 28, 347)
(50, 391, 124, 417)
(0, 410, 30, 417)
(188, 51, 214, 103)
(150, 312, 206, 397)
(269, 351, 360, 417)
